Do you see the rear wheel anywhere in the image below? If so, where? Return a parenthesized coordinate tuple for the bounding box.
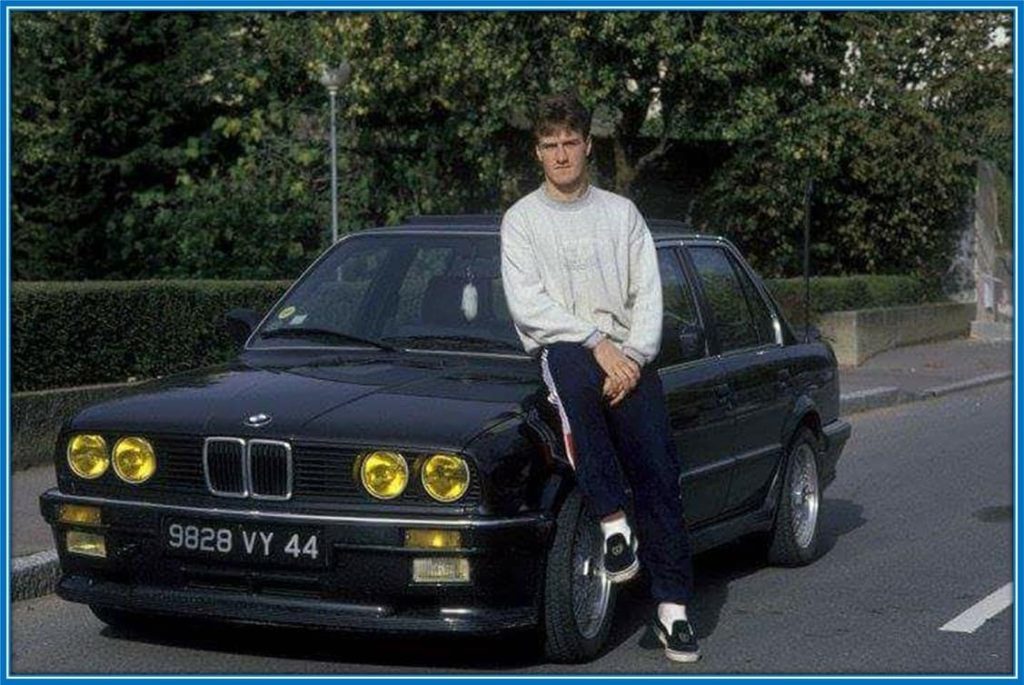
(542, 489, 616, 663)
(768, 428, 822, 566)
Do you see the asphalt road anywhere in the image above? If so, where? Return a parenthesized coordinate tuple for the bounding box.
(10, 382, 1014, 674)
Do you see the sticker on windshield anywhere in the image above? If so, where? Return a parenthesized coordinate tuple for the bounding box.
(290, 314, 308, 325)
(278, 305, 297, 320)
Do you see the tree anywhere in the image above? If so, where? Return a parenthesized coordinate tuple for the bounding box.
(11, 11, 1012, 281)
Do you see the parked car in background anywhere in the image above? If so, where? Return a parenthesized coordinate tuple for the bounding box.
(41, 215, 851, 662)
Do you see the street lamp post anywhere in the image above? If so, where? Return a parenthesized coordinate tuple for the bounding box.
(319, 61, 352, 244)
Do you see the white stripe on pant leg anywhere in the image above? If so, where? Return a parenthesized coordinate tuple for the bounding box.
(541, 349, 577, 469)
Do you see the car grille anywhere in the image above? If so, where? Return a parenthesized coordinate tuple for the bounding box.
(203, 438, 292, 500)
(204, 438, 246, 497)
(249, 441, 292, 500)
(61, 433, 480, 509)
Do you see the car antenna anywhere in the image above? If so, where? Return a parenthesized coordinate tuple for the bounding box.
(803, 178, 813, 343)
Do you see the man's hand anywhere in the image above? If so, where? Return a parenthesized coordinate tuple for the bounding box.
(594, 339, 640, 406)
(593, 338, 640, 387)
(602, 363, 639, 406)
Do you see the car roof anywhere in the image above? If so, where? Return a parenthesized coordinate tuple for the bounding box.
(361, 214, 722, 243)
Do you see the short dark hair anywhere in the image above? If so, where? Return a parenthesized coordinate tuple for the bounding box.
(533, 92, 592, 141)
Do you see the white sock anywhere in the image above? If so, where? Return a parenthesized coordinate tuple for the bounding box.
(658, 602, 688, 627)
(600, 515, 632, 542)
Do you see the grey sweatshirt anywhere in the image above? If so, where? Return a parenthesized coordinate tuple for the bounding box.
(500, 185, 663, 366)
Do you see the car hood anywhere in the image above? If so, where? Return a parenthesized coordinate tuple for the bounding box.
(70, 352, 543, 451)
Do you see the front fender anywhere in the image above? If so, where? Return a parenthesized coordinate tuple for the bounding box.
(463, 403, 574, 516)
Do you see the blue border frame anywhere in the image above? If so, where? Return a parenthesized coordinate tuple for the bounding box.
(0, 2, 1018, 682)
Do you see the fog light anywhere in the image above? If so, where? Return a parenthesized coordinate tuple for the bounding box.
(59, 504, 101, 526)
(404, 529, 462, 549)
(66, 531, 106, 558)
(412, 557, 470, 583)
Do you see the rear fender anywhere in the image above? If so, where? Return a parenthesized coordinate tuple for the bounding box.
(766, 395, 823, 513)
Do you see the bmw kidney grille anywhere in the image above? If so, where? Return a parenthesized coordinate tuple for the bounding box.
(203, 437, 292, 500)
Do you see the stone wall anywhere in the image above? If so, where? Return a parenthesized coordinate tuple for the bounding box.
(819, 302, 975, 367)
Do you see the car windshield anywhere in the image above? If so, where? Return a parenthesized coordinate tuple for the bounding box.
(252, 232, 525, 354)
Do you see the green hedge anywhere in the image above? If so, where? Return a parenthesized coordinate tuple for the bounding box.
(765, 275, 940, 328)
(12, 275, 942, 393)
(12, 281, 289, 392)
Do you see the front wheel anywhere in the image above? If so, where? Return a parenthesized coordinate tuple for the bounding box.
(542, 489, 616, 663)
(767, 428, 823, 566)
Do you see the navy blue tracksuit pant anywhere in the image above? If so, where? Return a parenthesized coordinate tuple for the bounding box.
(540, 342, 694, 604)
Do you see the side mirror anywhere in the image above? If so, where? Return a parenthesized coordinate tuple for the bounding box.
(225, 308, 260, 348)
(678, 322, 705, 363)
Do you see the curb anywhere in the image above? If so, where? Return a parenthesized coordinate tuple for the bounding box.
(840, 371, 1013, 416)
(11, 549, 60, 602)
(918, 371, 1014, 398)
(10, 371, 1014, 602)
(839, 386, 905, 415)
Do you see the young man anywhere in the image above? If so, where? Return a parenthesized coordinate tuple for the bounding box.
(500, 93, 700, 663)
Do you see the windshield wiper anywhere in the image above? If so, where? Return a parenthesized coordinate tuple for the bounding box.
(382, 334, 525, 353)
(260, 326, 398, 352)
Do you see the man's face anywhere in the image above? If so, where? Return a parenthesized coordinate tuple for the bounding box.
(535, 126, 592, 192)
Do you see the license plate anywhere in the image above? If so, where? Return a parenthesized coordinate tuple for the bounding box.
(161, 518, 325, 568)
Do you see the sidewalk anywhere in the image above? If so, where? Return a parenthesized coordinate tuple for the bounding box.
(9, 337, 1013, 600)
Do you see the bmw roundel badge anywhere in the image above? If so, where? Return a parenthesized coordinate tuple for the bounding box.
(244, 413, 272, 428)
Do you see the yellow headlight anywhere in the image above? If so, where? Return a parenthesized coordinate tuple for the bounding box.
(67, 434, 109, 479)
(421, 454, 470, 503)
(112, 436, 157, 484)
(360, 451, 408, 500)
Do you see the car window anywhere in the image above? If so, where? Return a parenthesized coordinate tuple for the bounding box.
(255, 234, 521, 352)
(732, 256, 777, 345)
(291, 245, 388, 332)
(655, 248, 702, 367)
(689, 246, 762, 352)
(394, 247, 456, 326)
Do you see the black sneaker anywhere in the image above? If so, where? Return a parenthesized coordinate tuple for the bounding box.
(603, 532, 639, 583)
(653, 617, 701, 663)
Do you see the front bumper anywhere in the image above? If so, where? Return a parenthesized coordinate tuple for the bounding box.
(40, 490, 551, 634)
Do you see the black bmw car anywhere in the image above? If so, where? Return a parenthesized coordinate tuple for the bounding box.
(40, 215, 851, 662)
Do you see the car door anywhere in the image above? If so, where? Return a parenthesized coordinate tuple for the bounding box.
(654, 245, 735, 526)
(682, 241, 792, 515)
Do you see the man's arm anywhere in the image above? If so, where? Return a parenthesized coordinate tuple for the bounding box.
(621, 203, 663, 367)
(500, 214, 600, 345)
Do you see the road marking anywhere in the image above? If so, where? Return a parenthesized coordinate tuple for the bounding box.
(940, 583, 1014, 633)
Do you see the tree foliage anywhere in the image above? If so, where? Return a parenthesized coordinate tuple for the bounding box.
(11, 11, 1012, 281)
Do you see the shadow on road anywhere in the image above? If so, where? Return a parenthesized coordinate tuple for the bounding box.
(607, 496, 867, 652)
(99, 619, 545, 671)
(97, 498, 866, 671)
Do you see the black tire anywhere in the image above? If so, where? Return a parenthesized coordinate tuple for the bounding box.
(542, 489, 617, 663)
(767, 428, 823, 566)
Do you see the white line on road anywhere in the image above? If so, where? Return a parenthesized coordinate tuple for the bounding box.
(940, 583, 1014, 634)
